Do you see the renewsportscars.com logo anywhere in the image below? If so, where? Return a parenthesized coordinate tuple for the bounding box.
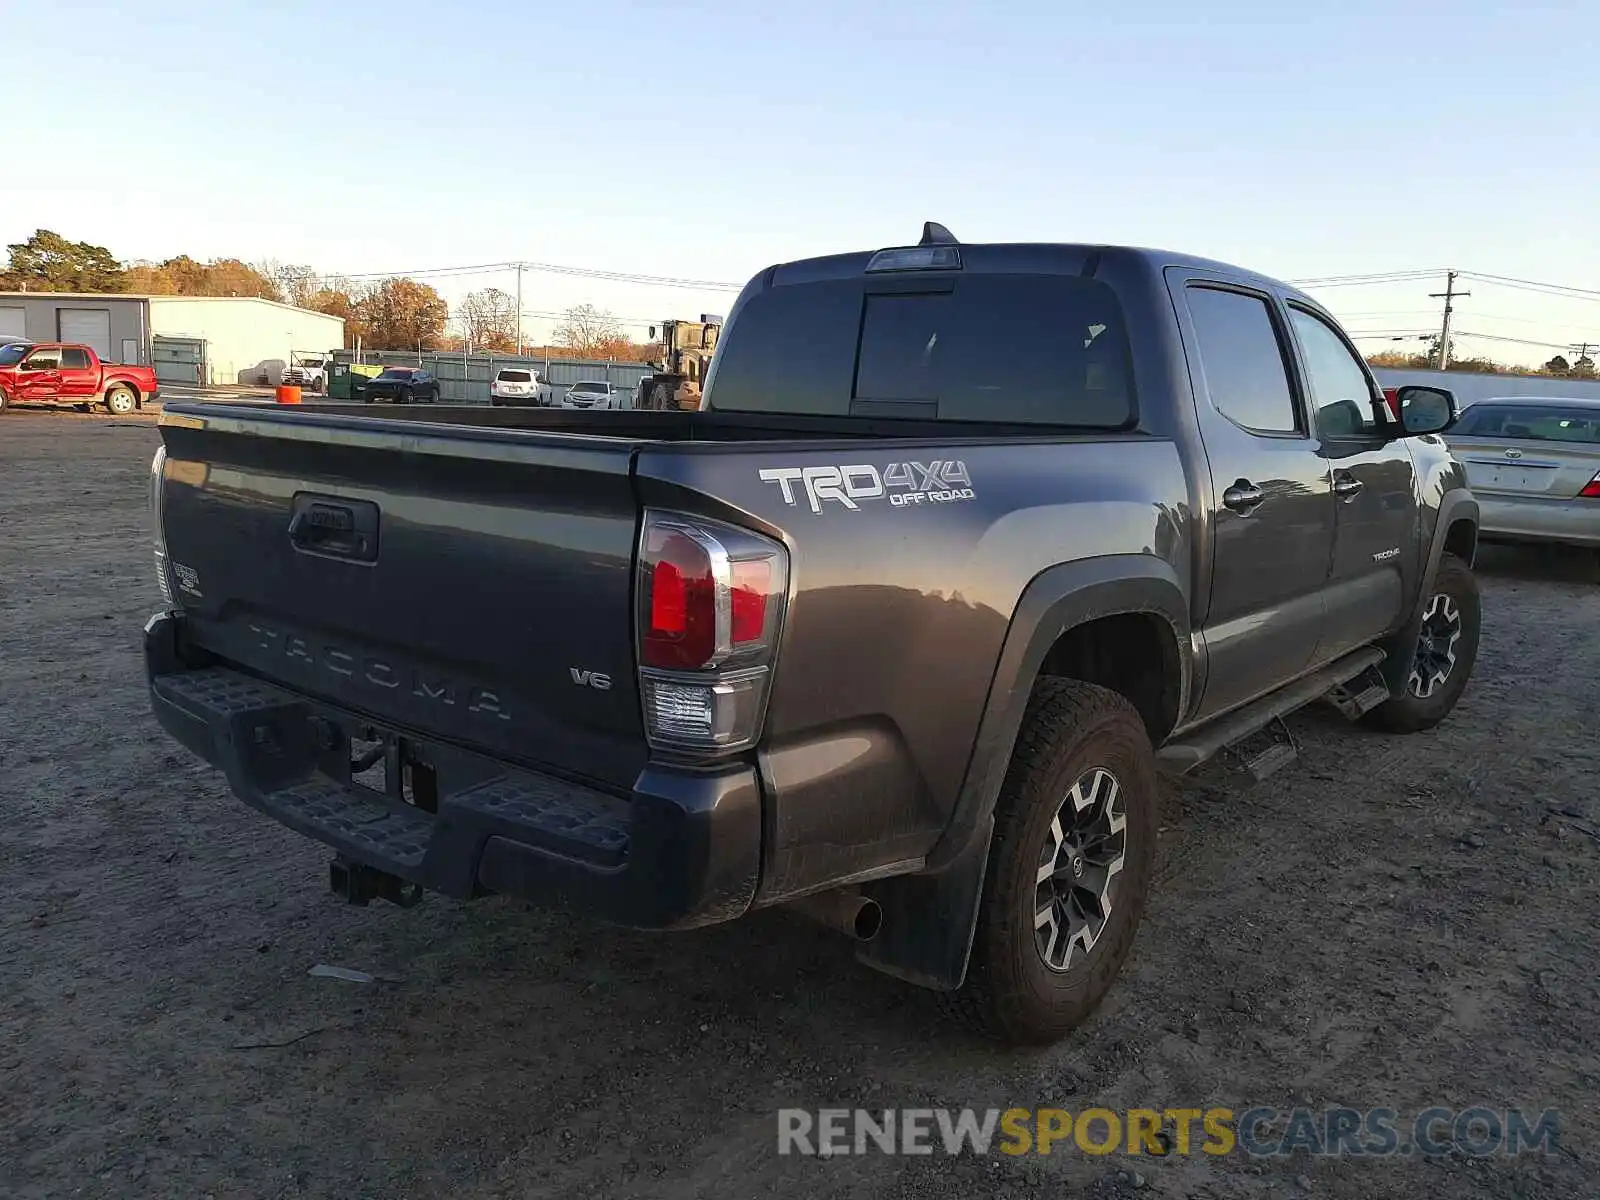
(776, 1106, 1563, 1160)
(758, 460, 976, 514)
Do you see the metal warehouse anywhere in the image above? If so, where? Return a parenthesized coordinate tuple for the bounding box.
(0, 292, 345, 386)
(0, 292, 150, 366)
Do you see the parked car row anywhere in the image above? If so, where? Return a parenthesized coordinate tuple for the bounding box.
(491, 368, 629, 409)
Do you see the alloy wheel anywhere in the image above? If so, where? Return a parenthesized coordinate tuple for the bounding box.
(1408, 592, 1462, 699)
(1034, 767, 1127, 972)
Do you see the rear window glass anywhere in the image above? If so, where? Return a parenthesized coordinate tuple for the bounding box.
(375, 369, 416, 380)
(497, 370, 532, 383)
(1456, 403, 1600, 443)
(705, 274, 1135, 426)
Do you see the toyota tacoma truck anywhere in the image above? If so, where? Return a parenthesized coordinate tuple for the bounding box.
(144, 225, 1480, 1045)
(0, 342, 158, 414)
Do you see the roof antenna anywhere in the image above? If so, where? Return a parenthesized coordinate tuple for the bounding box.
(919, 222, 959, 246)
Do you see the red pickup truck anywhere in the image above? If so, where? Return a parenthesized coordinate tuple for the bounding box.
(0, 342, 160, 415)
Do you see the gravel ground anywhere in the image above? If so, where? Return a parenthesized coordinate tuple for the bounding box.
(3, 411, 1598, 1200)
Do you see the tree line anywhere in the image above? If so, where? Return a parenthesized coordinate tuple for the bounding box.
(1, 229, 655, 359)
(1364, 334, 1595, 379)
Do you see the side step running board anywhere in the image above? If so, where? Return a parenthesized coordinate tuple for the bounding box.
(1158, 647, 1387, 776)
(1325, 665, 1393, 720)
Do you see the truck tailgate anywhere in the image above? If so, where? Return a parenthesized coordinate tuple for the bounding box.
(157, 408, 648, 792)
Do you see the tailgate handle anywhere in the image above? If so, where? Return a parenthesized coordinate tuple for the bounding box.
(288, 494, 380, 563)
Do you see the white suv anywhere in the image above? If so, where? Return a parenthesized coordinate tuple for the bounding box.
(491, 368, 549, 406)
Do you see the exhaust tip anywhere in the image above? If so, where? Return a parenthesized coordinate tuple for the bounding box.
(852, 898, 883, 941)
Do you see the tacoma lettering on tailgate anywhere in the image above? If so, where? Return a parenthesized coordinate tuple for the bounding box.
(247, 621, 512, 721)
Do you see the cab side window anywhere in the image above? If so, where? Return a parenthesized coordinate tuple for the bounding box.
(1289, 308, 1381, 438)
(1185, 286, 1301, 435)
(62, 348, 90, 369)
(22, 349, 62, 371)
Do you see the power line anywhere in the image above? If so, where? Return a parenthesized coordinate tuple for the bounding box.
(1451, 330, 1578, 352)
(1288, 270, 1443, 288)
(517, 260, 743, 291)
(338, 257, 743, 291)
(338, 262, 512, 281)
(1458, 270, 1600, 301)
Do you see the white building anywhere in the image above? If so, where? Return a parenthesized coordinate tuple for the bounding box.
(147, 296, 345, 386)
(0, 292, 345, 386)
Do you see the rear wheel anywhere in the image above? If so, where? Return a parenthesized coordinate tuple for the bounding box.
(1363, 553, 1480, 733)
(948, 680, 1158, 1045)
(105, 386, 136, 416)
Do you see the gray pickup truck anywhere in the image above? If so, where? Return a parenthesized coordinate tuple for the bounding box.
(144, 225, 1480, 1045)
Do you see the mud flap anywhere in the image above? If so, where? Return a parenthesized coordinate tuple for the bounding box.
(856, 816, 992, 991)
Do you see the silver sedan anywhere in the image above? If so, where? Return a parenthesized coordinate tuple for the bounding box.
(1443, 396, 1600, 560)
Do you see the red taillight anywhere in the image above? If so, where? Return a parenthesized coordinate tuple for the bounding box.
(639, 514, 787, 671)
(637, 511, 789, 755)
(1580, 473, 1600, 499)
(642, 531, 715, 669)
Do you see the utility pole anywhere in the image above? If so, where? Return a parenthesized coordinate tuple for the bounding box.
(1428, 271, 1470, 370)
(515, 263, 524, 357)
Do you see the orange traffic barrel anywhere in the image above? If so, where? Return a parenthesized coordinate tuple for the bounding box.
(275, 385, 303, 405)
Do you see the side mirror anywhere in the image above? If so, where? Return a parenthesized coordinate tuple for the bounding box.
(1395, 385, 1457, 436)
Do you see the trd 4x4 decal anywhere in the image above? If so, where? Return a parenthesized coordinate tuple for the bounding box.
(758, 460, 975, 514)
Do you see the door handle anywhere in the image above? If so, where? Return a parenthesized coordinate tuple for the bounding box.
(1222, 480, 1265, 513)
(287, 495, 380, 563)
(1333, 473, 1364, 500)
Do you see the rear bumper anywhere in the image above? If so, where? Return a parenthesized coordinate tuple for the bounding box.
(1478, 494, 1600, 548)
(144, 612, 762, 929)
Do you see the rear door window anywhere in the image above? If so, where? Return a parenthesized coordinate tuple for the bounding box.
(1184, 286, 1302, 435)
(706, 273, 1135, 427)
(62, 347, 91, 369)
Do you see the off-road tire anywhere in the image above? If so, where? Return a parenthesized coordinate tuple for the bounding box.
(1363, 552, 1480, 734)
(104, 386, 137, 416)
(947, 680, 1158, 1045)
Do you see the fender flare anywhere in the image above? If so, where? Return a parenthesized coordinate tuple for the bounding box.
(1378, 488, 1479, 694)
(857, 555, 1190, 991)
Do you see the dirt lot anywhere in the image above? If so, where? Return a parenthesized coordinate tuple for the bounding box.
(3, 411, 1598, 1199)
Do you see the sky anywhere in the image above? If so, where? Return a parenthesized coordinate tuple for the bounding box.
(5, 0, 1599, 362)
